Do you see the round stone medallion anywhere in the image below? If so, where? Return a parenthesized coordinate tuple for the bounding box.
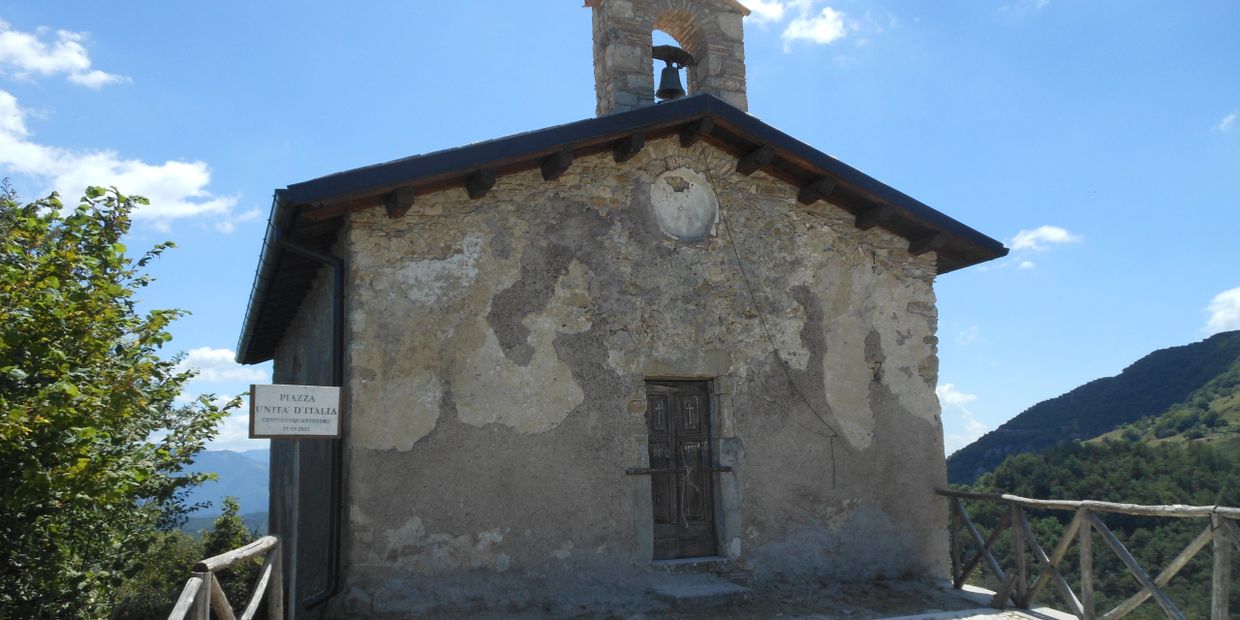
(650, 167, 718, 242)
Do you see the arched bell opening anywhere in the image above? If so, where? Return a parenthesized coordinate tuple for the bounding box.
(650, 10, 706, 102)
(651, 29, 693, 102)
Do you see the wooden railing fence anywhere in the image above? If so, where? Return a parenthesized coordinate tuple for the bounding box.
(938, 489, 1239, 620)
(167, 535, 283, 620)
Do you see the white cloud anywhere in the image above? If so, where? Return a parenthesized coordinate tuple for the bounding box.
(1018, 260, 1036, 269)
(1217, 111, 1237, 133)
(957, 325, 985, 345)
(746, 0, 787, 24)
(782, 5, 848, 52)
(170, 352, 268, 451)
(177, 347, 270, 383)
(1010, 225, 1083, 252)
(937, 383, 978, 408)
(214, 208, 261, 234)
(0, 89, 248, 231)
(938, 383, 988, 454)
(945, 414, 988, 455)
(999, 0, 1051, 14)
(1205, 286, 1240, 335)
(0, 19, 127, 88)
(206, 410, 269, 452)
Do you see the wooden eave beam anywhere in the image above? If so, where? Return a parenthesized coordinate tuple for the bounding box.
(909, 232, 947, 256)
(736, 145, 775, 176)
(384, 187, 415, 218)
(855, 204, 894, 230)
(797, 177, 836, 204)
(613, 132, 646, 163)
(284, 111, 992, 277)
(465, 168, 497, 199)
(540, 147, 574, 181)
(679, 117, 714, 147)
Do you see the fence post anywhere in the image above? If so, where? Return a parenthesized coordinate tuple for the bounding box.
(1010, 503, 1027, 606)
(1212, 513, 1232, 620)
(192, 571, 211, 620)
(1079, 509, 1093, 620)
(950, 498, 961, 586)
(269, 541, 285, 620)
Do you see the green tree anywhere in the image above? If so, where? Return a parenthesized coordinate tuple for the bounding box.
(112, 531, 203, 619)
(0, 187, 236, 618)
(201, 497, 262, 616)
(113, 498, 261, 620)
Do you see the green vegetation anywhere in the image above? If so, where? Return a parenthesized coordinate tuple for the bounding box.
(1094, 355, 1240, 452)
(0, 187, 237, 618)
(963, 441, 1240, 618)
(948, 330, 1240, 484)
(115, 498, 263, 619)
(953, 332, 1240, 616)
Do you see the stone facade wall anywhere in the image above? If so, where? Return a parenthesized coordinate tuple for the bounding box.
(592, 0, 748, 115)
(323, 137, 948, 615)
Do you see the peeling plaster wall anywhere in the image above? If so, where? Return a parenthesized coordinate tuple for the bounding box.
(328, 137, 948, 614)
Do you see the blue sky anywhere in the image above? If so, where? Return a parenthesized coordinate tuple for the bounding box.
(1, 1, 1237, 454)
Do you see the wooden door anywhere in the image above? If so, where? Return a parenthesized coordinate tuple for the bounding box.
(646, 380, 717, 560)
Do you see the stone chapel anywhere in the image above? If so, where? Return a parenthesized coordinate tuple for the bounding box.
(236, 1, 1008, 616)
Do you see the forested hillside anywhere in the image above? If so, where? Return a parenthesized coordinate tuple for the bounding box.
(1093, 356, 1240, 452)
(948, 330, 1240, 484)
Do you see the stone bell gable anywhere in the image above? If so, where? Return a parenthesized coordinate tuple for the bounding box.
(588, 0, 749, 114)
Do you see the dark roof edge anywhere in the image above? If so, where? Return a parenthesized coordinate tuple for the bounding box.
(704, 98, 1008, 258)
(282, 95, 722, 206)
(280, 95, 1005, 260)
(235, 192, 295, 365)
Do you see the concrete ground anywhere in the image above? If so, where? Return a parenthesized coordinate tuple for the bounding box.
(878, 585, 1076, 620)
(638, 582, 1073, 620)
(414, 581, 1073, 619)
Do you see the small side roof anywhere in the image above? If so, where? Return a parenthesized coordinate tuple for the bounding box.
(237, 94, 1006, 364)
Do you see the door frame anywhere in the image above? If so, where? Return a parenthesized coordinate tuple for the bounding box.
(631, 375, 741, 562)
(645, 379, 717, 560)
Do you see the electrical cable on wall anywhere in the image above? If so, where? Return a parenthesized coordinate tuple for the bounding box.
(714, 188, 841, 488)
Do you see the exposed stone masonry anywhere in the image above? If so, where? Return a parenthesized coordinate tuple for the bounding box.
(591, 0, 748, 115)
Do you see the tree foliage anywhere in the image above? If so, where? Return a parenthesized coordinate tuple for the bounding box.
(114, 498, 261, 620)
(111, 530, 202, 619)
(202, 498, 264, 618)
(0, 187, 236, 618)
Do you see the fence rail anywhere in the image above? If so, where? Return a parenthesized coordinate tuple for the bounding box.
(167, 535, 283, 620)
(938, 489, 1238, 620)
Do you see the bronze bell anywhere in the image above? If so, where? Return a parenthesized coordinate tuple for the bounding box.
(656, 63, 686, 101)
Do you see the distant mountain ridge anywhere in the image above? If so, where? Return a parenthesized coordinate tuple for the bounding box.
(182, 449, 269, 517)
(947, 330, 1240, 484)
(1092, 352, 1240, 450)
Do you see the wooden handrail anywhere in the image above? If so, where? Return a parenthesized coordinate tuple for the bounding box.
(193, 535, 279, 573)
(939, 488, 1237, 620)
(168, 576, 203, 619)
(168, 536, 283, 620)
(936, 489, 1240, 519)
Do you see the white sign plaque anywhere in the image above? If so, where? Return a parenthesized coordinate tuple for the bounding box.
(249, 383, 341, 439)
